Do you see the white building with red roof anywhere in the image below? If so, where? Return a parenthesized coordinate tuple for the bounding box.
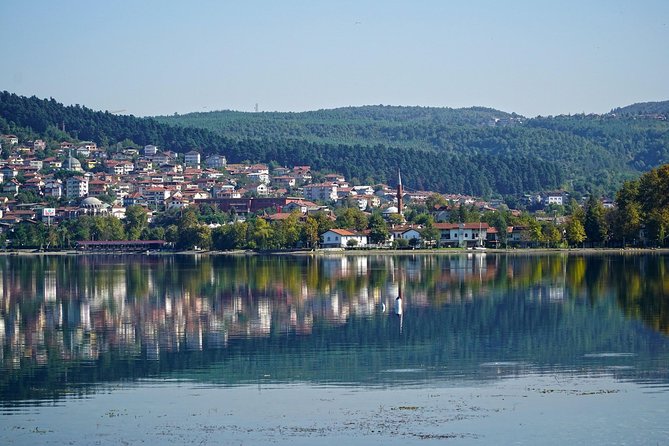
(321, 229, 368, 248)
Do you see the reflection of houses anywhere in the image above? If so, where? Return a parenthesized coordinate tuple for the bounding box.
(321, 229, 368, 248)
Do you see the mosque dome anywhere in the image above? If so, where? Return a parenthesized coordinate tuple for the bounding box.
(383, 206, 399, 214)
(80, 197, 104, 209)
(68, 157, 82, 171)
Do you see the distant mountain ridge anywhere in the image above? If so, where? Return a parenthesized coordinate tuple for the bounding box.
(610, 100, 669, 117)
(1, 91, 668, 197)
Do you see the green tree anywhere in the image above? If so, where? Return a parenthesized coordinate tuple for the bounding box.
(541, 221, 563, 248)
(584, 196, 608, 245)
(485, 211, 508, 247)
(420, 221, 439, 248)
(646, 208, 669, 247)
(124, 205, 148, 240)
(276, 212, 301, 248)
(425, 193, 448, 210)
(302, 216, 320, 249)
(368, 212, 389, 245)
(250, 218, 274, 250)
(612, 180, 642, 246)
(565, 217, 586, 247)
(336, 207, 368, 231)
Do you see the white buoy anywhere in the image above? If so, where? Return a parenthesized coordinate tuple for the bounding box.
(394, 296, 403, 316)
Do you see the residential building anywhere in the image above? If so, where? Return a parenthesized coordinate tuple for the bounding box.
(545, 191, 566, 206)
(184, 150, 201, 168)
(273, 176, 297, 188)
(205, 154, 226, 169)
(3, 178, 20, 196)
(247, 171, 270, 184)
(434, 222, 489, 248)
(33, 139, 46, 151)
(144, 145, 158, 156)
(143, 186, 171, 210)
(303, 183, 338, 202)
(321, 229, 368, 248)
(66, 176, 89, 199)
(44, 179, 63, 198)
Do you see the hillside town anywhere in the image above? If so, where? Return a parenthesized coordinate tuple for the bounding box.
(0, 133, 649, 250)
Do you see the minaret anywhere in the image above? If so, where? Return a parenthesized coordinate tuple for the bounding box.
(396, 168, 404, 217)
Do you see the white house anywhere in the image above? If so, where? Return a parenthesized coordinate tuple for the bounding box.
(400, 228, 422, 242)
(44, 178, 63, 199)
(205, 154, 226, 169)
(321, 229, 368, 248)
(303, 183, 338, 202)
(352, 185, 375, 196)
(144, 145, 158, 156)
(184, 150, 201, 168)
(246, 171, 270, 184)
(545, 191, 565, 206)
(435, 222, 489, 248)
(143, 186, 171, 210)
(65, 176, 89, 199)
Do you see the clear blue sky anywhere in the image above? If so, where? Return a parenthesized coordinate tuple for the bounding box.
(2, 0, 668, 117)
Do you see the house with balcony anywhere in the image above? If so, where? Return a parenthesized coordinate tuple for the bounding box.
(321, 229, 368, 248)
(143, 186, 171, 210)
(303, 183, 338, 202)
(435, 222, 489, 248)
(44, 178, 63, 199)
(144, 144, 158, 156)
(205, 154, 226, 169)
(273, 176, 297, 188)
(65, 176, 89, 199)
(184, 150, 201, 169)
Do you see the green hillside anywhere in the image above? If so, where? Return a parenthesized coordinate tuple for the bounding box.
(610, 100, 669, 116)
(154, 105, 520, 149)
(156, 103, 669, 195)
(2, 91, 668, 197)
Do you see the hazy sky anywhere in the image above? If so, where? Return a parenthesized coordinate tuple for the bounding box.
(2, 0, 668, 117)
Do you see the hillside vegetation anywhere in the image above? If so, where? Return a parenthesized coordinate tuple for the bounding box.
(2, 91, 668, 197)
(155, 102, 669, 196)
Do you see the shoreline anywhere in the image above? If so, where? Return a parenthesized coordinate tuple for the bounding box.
(2, 247, 668, 256)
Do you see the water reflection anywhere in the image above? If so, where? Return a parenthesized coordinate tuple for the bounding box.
(1, 253, 668, 404)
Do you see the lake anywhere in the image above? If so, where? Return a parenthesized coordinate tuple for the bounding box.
(1, 252, 668, 445)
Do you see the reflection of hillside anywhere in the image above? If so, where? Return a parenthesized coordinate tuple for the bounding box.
(1, 253, 668, 401)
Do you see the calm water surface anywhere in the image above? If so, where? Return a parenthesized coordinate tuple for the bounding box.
(1, 253, 668, 444)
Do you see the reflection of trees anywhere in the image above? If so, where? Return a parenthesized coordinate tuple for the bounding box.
(615, 256, 669, 335)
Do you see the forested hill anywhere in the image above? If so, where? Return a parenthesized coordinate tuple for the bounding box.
(156, 101, 669, 194)
(1, 91, 668, 197)
(610, 100, 669, 116)
(153, 105, 521, 149)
